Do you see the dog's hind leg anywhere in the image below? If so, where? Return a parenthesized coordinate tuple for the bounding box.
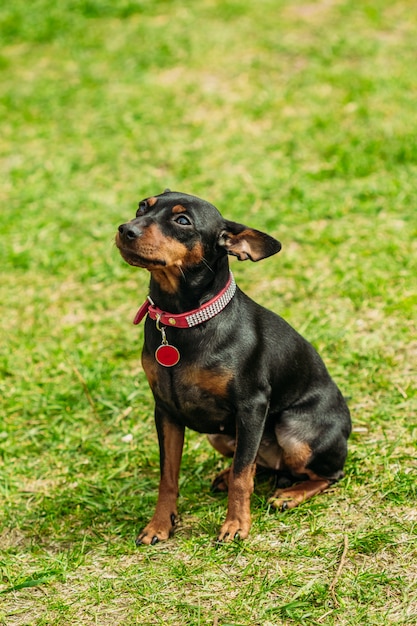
(268, 478, 332, 510)
(269, 419, 345, 511)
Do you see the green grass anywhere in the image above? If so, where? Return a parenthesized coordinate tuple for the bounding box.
(1, 0, 416, 624)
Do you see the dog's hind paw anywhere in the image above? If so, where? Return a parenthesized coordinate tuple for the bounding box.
(211, 467, 231, 493)
(268, 478, 332, 511)
(268, 494, 295, 511)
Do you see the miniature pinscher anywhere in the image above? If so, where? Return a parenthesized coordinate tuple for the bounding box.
(115, 190, 351, 545)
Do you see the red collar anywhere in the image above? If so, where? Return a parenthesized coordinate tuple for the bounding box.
(133, 272, 236, 328)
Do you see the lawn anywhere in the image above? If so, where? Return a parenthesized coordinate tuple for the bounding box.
(0, 0, 416, 624)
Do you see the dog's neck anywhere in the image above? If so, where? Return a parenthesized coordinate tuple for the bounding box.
(148, 255, 231, 314)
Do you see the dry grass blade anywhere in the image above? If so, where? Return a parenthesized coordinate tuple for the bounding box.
(329, 534, 349, 607)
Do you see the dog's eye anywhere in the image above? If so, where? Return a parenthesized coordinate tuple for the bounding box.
(174, 215, 192, 226)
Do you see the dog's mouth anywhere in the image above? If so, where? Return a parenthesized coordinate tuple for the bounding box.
(118, 247, 166, 269)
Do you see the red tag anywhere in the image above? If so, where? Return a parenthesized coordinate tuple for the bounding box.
(155, 344, 180, 367)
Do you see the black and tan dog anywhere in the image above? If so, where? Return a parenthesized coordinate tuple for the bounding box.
(115, 190, 351, 545)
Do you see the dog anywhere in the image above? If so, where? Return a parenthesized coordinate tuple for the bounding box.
(115, 190, 351, 545)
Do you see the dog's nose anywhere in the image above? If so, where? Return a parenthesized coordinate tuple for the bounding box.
(118, 223, 142, 241)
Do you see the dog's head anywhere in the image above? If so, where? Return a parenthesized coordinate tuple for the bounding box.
(116, 191, 281, 292)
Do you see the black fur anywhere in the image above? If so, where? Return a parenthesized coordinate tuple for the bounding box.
(116, 191, 351, 544)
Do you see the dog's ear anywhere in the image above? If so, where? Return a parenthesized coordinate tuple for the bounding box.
(218, 220, 281, 261)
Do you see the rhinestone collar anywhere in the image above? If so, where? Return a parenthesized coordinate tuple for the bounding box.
(133, 272, 236, 328)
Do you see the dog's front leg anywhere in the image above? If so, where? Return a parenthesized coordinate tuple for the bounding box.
(136, 407, 184, 546)
(217, 407, 267, 543)
(217, 460, 256, 543)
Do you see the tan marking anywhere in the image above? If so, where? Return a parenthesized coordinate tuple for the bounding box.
(137, 223, 186, 263)
(120, 220, 204, 293)
(124, 223, 198, 293)
(138, 224, 203, 266)
(182, 367, 233, 398)
(268, 479, 331, 511)
(181, 240, 204, 267)
(172, 204, 187, 214)
(136, 420, 184, 545)
(217, 463, 256, 541)
(149, 238, 204, 294)
(142, 351, 158, 390)
(305, 468, 323, 481)
(282, 441, 312, 475)
(151, 268, 183, 294)
(147, 196, 158, 207)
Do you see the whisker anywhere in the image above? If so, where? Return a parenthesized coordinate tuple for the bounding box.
(178, 265, 187, 282)
(201, 257, 215, 274)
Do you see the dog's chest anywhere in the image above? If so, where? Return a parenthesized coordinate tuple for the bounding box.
(142, 350, 235, 433)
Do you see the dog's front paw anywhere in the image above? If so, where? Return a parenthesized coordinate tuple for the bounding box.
(135, 513, 177, 546)
(216, 516, 251, 543)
